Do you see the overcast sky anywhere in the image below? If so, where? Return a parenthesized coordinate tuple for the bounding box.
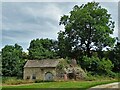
(1, 1, 119, 51)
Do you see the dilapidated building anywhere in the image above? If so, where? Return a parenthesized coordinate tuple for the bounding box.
(23, 59, 86, 81)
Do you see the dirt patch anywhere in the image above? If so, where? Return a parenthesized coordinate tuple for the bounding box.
(88, 82, 120, 90)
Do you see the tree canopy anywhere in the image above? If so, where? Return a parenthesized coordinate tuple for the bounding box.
(2, 44, 25, 77)
(28, 38, 58, 60)
(58, 2, 115, 58)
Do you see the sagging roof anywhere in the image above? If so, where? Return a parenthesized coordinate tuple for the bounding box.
(24, 59, 60, 68)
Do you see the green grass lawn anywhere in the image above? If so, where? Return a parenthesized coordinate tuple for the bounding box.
(2, 80, 118, 89)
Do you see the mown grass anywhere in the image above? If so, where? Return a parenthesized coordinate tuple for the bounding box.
(1, 75, 119, 89)
(2, 79, 118, 89)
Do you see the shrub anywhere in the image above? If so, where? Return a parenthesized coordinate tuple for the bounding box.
(85, 71, 116, 81)
(82, 56, 114, 75)
(107, 71, 116, 78)
(82, 56, 100, 72)
(97, 58, 114, 74)
(85, 72, 96, 81)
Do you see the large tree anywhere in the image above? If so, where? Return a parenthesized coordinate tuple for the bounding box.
(2, 44, 25, 77)
(58, 2, 115, 58)
(28, 38, 58, 60)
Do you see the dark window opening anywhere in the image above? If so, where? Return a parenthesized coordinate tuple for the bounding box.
(32, 74, 36, 80)
(68, 73, 74, 79)
(26, 76, 30, 80)
(41, 69, 44, 72)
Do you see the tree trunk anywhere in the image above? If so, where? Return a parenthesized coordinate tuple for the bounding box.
(86, 23, 92, 57)
(86, 44, 91, 57)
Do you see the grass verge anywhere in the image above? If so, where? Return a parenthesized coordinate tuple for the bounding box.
(2, 79, 118, 89)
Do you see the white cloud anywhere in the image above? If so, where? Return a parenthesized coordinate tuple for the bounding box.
(23, 3, 63, 22)
(2, 0, 119, 2)
(2, 2, 119, 51)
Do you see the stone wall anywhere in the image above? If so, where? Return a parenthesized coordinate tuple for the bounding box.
(24, 67, 57, 80)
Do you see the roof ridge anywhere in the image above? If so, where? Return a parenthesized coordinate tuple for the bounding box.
(24, 59, 60, 68)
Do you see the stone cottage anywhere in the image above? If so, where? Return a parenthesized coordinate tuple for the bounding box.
(23, 59, 86, 81)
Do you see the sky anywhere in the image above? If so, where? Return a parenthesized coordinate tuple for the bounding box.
(1, 0, 119, 51)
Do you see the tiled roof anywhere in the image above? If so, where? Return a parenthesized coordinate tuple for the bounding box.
(24, 59, 60, 68)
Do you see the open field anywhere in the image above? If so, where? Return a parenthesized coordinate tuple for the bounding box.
(2, 80, 118, 89)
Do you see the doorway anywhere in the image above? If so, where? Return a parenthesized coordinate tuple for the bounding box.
(45, 72, 53, 81)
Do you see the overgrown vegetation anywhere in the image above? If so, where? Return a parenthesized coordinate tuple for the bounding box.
(2, 77, 33, 85)
(81, 56, 114, 76)
(85, 71, 118, 81)
(56, 58, 69, 70)
(1, 2, 120, 84)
